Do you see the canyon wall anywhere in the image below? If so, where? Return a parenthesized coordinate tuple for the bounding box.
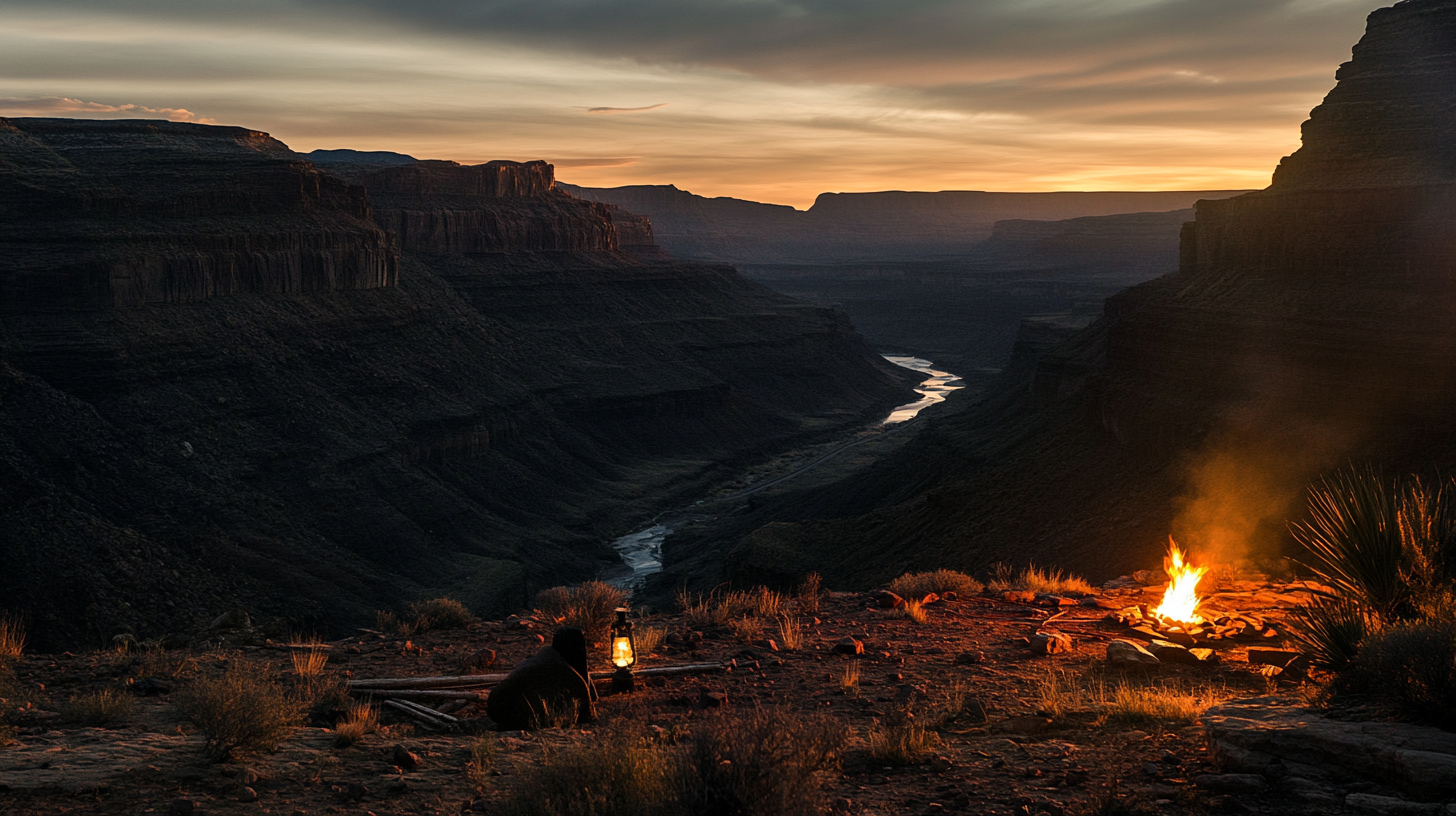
(0, 120, 912, 649)
(659, 0, 1456, 594)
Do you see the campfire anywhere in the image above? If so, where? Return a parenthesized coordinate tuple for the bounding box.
(1110, 537, 1275, 647)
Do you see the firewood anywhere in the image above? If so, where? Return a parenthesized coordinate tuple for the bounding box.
(382, 699, 449, 730)
(354, 689, 487, 701)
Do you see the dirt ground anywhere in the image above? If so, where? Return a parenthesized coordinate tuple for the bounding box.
(0, 577, 1323, 816)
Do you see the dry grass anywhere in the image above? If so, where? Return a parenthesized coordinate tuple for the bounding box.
(887, 569, 983, 600)
(677, 586, 788, 629)
(987, 563, 1094, 596)
(533, 581, 628, 647)
(333, 701, 378, 747)
(1035, 670, 1088, 719)
(291, 646, 328, 679)
(796, 573, 823, 614)
(467, 735, 499, 790)
(175, 660, 304, 762)
(889, 598, 928, 624)
(634, 625, 666, 657)
(62, 689, 133, 727)
(1032, 670, 1226, 726)
(0, 614, 24, 662)
(926, 681, 986, 728)
(838, 662, 861, 694)
(408, 597, 477, 632)
(375, 610, 412, 637)
(730, 616, 760, 643)
(864, 710, 941, 767)
(679, 707, 843, 815)
(495, 729, 677, 816)
(777, 616, 804, 651)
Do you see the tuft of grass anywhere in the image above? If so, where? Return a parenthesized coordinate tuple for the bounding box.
(376, 610, 413, 637)
(887, 569, 983, 600)
(495, 729, 678, 816)
(796, 573, 823, 614)
(634, 625, 666, 657)
(0, 614, 24, 662)
(926, 681, 986, 728)
(1095, 680, 1224, 727)
(676, 586, 787, 629)
(1286, 595, 1374, 671)
(679, 707, 843, 815)
(730, 616, 760, 643)
(838, 662, 861, 694)
(408, 597, 477, 632)
(467, 735, 499, 790)
(333, 701, 378, 748)
(175, 660, 304, 762)
(890, 598, 928, 624)
(62, 689, 133, 727)
(291, 645, 328, 680)
(777, 616, 804, 651)
(864, 710, 941, 767)
(1035, 670, 1087, 719)
(533, 581, 627, 647)
(986, 564, 1093, 596)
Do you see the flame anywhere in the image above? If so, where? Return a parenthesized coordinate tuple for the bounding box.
(1154, 537, 1208, 625)
(612, 636, 634, 668)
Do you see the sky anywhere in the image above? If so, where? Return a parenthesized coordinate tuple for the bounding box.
(0, 0, 1379, 208)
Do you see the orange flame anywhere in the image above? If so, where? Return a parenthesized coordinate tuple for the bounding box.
(1153, 537, 1207, 625)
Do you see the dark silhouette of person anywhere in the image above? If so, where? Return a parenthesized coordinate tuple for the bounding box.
(486, 627, 598, 730)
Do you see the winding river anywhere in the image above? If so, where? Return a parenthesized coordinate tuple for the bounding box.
(603, 356, 962, 589)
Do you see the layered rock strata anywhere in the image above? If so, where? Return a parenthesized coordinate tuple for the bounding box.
(0, 120, 912, 648)
(659, 0, 1456, 593)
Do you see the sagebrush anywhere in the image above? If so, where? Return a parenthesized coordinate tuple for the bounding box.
(175, 660, 303, 762)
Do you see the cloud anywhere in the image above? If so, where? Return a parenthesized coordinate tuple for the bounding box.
(0, 96, 211, 122)
(550, 157, 640, 168)
(585, 104, 668, 115)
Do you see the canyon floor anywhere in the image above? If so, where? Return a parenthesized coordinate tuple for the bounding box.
(0, 575, 1347, 816)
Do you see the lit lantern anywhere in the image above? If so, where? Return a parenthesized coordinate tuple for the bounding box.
(610, 607, 636, 692)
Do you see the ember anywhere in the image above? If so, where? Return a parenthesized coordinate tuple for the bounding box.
(1154, 538, 1207, 625)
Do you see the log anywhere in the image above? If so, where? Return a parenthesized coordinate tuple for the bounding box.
(349, 661, 726, 691)
(395, 699, 461, 724)
(354, 689, 486, 701)
(382, 699, 448, 730)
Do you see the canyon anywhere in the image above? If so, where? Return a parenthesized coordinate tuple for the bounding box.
(656, 0, 1456, 597)
(0, 119, 914, 649)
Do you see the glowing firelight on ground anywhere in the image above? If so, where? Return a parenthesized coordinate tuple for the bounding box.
(1154, 537, 1208, 625)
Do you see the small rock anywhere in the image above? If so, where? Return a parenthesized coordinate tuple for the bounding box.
(1188, 647, 1220, 663)
(1035, 594, 1078, 607)
(765, 639, 779, 652)
(926, 755, 953, 772)
(1147, 639, 1199, 665)
(832, 637, 864, 656)
(1142, 762, 1163, 777)
(871, 590, 905, 609)
(920, 592, 941, 605)
(700, 690, 728, 708)
(344, 782, 369, 801)
(1194, 774, 1268, 794)
(1030, 632, 1072, 655)
(954, 651, 983, 665)
(238, 787, 258, 803)
(830, 798, 852, 813)
(1159, 749, 1181, 765)
(391, 743, 420, 771)
(460, 648, 497, 673)
(1106, 639, 1160, 671)
(1002, 590, 1036, 604)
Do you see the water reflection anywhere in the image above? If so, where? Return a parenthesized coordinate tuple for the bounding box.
(881, 356, 965, 424)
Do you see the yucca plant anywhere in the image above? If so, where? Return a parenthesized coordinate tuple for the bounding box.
(1290, 466, 1408, 619)
(1284, 595, 1374, 671)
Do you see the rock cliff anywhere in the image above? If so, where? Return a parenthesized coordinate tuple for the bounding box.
(0, 120, 912, 649)
(661, 0, 1456, 593)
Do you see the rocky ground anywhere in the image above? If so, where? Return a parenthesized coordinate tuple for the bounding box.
(0, 574, 1424, 816)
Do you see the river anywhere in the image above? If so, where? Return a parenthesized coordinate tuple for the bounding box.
(602, 356, 962, 589)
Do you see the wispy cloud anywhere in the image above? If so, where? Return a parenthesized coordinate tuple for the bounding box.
(551, 156, 639, 167)
(585, 103, 668, 114)
(0, 96, 211, 122)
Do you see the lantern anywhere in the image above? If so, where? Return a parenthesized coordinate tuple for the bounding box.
(610, 607, 636, 692)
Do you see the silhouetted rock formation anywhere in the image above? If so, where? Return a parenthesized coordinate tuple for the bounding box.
(560, 183, 1249, 264)
(0, 119, 912, 649)
(660, 0, 1456, 594)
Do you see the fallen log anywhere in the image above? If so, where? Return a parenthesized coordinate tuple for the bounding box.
(349, 661, 725, 691)
(354, 689, 486, 701)
(382, 699, 449, 730)
(394, 698, 461, 724)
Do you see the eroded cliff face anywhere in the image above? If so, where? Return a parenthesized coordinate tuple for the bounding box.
(663, 0, 1456, 595)
(0, 121, 911, 648)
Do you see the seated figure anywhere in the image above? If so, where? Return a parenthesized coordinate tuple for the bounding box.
(486, 627, 598, 730)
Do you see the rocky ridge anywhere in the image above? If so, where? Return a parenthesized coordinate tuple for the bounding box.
(0, 119, 913, 650)
(657, 0, 1456, 593)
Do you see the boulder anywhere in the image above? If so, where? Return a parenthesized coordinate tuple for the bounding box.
(1147, 640, 1199, 665)
(1030, 632, 1072, 655)
(1106, 640, 1160, 671)
(870, 590, 905, 609)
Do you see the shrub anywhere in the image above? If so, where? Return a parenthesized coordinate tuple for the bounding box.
(887, 569, 983, 600)
(408, 597, 477, 632)
(730, 616, 759, 643)
(985, 564, 1092, 596)
(376, 610, 412, 637)
(62, 689, 133, 727)
(678, 708, 843, 816)
(1345, 612, 1456, 729)
(175, 660, 303, 762)
(495, 730, 678, 816)
(533, 581, 627, 647)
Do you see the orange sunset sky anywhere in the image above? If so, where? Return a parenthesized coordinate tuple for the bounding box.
(1, 0, 1379, 208)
